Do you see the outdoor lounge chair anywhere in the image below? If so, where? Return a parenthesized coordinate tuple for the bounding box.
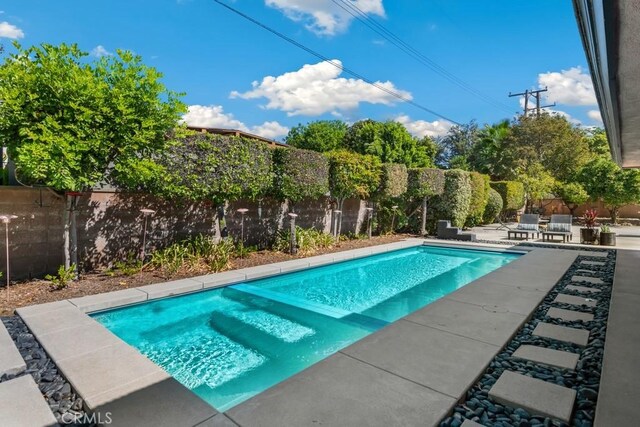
(542, 214, 573, 243)
(507, 214, 540, 240)
(437, 220, 476, 241)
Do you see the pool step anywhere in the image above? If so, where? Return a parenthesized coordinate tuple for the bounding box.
(489, 370, 576, 423)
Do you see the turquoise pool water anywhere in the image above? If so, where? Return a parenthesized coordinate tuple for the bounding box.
(93, 245, 519, 411)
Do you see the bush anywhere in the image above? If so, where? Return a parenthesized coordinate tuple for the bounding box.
(327, 149, 382, 202)
(273, 227, 335, 255)
(150, 235, 235, 277)
(273, 147, 329, 203)
(407, 168, 445, 198)
(46, 264, 77, 290)
(490, 181, 525, 211)
(465, 172, 491, 227)
(378, 163, 408, 198)
(431, 170, 472, 228)
(157, 130, 273, 204)
(483, 188, 503, 224)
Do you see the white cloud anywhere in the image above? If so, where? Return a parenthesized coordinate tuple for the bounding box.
(265, 0, 384, 36)
(91, 45, 111, 57)
(395, 114, 452, 138)
(545, 109, 582, 126)
(538, 67, 597, 106)
(231, 60, 411, 116)
(181, 105, 290, 139)
(0, 21, 24, 39)
(587, 109, 603, 123)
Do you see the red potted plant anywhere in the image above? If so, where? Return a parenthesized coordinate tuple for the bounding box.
(580, 209, 599, 244)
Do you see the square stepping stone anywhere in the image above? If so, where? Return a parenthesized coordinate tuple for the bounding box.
(554, 293, 597, 307)
(547, 307, 594, 322)
(0, 375, 58, 427)
(462, 420, 483, 427)
(489, 371, 576, 423)
(565, 284, 602, 294)
(580, 260, 605, 267)
(512, 345, 579, 370)
(532, 322, 590, 347)
(572, 275, 604, 285)
(579, 251, 608, 258)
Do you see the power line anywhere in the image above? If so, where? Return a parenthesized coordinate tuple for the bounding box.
(331, 0, 515, 115)
(213, 0, 461, 125)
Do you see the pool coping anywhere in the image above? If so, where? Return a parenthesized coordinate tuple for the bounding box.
(14, 239, 576, 427)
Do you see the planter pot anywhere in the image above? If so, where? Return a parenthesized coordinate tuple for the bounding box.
(599, 232, 617, 246)
(580, 228, 599, 244)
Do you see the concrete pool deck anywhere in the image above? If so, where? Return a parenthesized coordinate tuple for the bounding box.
(7, 239, 590, 426)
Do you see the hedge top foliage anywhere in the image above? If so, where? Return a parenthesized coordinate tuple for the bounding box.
(407, 168, 445, 199)
(465, 172, 490, 227)
(326, 149, 382, 201)
(490, 180, 525, 211)
(157, 130, 273, 204)
(273, 147, 329, 203)
(378, 163, 408, 198)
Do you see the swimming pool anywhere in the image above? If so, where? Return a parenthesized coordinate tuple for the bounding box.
(93, 245, 519, 411)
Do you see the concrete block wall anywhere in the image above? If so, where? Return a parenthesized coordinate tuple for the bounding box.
(0, 187, 367, 280)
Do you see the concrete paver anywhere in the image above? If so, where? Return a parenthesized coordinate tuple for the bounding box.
(546, 307, 594, 322)
(580, 260, 605, 267)
(198, 271, 247, 289)
(532, 322, 590, 347)
(138, 278, 203, 300)
(553, 293, 597, 307)
(69, 288, 148, 313)
(0, 375, 58, 427)
(0, 320, 26, 377)
(489, 370, 576, 423)
(227, 352, 456, 427)
(512, 345, 579, 370)
(342, 319, 500, 399)
(565, 284, 601, 293)
(571, 275, 604, 285)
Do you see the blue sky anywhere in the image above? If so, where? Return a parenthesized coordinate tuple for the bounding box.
(1, 1, 600, 140)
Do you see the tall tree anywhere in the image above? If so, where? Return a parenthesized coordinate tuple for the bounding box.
(435, 121, 479, 169)
(285, 120, 347, 152)
(468, 120, 513, 179)
(0, 43, 185, 270)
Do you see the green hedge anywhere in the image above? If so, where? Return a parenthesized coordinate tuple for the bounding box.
(273, 147, 329, 203)
(482, 188, 503, 224)
(327, 149, 382, 201)
(465, 172, 490, 227)
(432, 169, 472, 228)
(407, 168, 445, 198)
(378, 163, 408, 198)
(490, 180, 525, 211)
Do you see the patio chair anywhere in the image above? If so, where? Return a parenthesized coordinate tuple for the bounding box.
(542, 214, 573, 243)
(507, 214, 540, 241)
(437, 220, 476, 241)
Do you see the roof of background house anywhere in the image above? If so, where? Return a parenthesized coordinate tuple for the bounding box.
(573, 0, 640, 168)
(187, 127, 288, 148)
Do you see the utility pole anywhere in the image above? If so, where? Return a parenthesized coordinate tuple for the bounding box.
(509, 87, 556, 117)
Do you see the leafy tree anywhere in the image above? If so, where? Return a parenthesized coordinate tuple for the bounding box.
(407, 168, 445, 234)
(285, 120, 347, 152)
(468, 120, 513, 179)
(0, 43, 185, 269)
(517, 162, 556, 213)
(578, 157, 640, 223)
(584, 128, 610, 157)
(327, 149, 382, 235)
(435, 121, 479, 169)
(504, 113, 590, 182)
(465, 172, 491, 227)
(344, 120, 436, 168)
(555, 182, 589, 217)
(377, 163, 408, 199)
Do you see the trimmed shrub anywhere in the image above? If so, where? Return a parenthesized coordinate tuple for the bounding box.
(158, 130, 273, 204)
(272, 226, 335, 255)
(490, 181, 525, 211)
(482, 188, 503, 224)
(465, 172, 491, 227)
(378, 163, 408, 198)
(407, 168, 445, 198)
(326, 149, 382, 202)
(273, 147, 329, 203)
(431, 170, 472, 228)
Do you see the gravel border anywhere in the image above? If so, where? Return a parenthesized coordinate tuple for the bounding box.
(439, 248, 615, 427)
(1, 316, 93, 426)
